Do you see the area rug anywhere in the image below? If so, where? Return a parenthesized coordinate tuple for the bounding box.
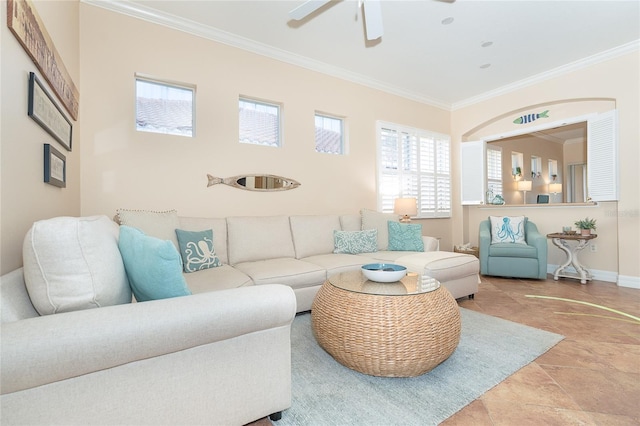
(279, 308, 563, 425)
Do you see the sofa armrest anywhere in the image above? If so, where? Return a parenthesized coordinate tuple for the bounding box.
(422, 236, 440, 251)
(478, 220, 492, 274)
(1, 284, 296, 394)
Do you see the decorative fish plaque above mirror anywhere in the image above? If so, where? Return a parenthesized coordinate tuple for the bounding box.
(207, 174, 301, 192)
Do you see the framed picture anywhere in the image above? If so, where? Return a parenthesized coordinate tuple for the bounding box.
(44, 144, 66, 188)
(28, 72, 73, 151)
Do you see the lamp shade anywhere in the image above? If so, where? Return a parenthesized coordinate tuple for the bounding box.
(517, 180, 532, 191)
(393, 197, 417, 216)
(549, 183, 562, 193)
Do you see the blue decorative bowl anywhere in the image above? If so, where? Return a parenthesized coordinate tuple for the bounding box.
(361, 263, 407, 283)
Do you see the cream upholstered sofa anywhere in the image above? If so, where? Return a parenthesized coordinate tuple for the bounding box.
(116, 208, 480, 312)
(0, 216, 296, 425)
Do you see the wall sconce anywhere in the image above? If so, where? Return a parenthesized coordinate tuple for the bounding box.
(516, 180, 532, 204)
(394, 197, 417, 223)
(549, 183, 562, 203)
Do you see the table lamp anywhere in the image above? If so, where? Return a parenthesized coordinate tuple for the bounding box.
(516, 180, 532, 204)
(394, 197, 417, 223)
(549, 183, 562, 203)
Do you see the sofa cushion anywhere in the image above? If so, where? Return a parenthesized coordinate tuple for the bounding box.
(339, 214, 362, 231)
(488, 243, 538, 259)
(387, 221, 424, 251)
(489, 216, 527, 244)
(118, 226, 191, 302)
(227, 216, 295, 264)
(395, 252, 480, 282)
(22, 216, 131, 315)
(290, 215, 341, 259)
(233, 258, 326, 289)
(178, 217, 229, 264)
(361, 209, 399, 250)
(302, 253, 377, 276)
(175, 229, 222, 272)
(117, 209, 180, 250)
(184, 264, 253, 293)
(333, 229, 378, 254)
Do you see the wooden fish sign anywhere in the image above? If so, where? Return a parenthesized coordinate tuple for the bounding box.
(513, 110, 549, 124)
(207, 174, 301, 192)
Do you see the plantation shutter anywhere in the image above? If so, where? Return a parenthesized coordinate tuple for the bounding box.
(587, 110, 618, 201)
(377, 122, 451, 218)
(460, 141, 486, 205)
(486, 146, 503, 197)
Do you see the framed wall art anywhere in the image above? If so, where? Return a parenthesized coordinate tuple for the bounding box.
(44, 144, 66, 188)
(29, 72, 73, 151)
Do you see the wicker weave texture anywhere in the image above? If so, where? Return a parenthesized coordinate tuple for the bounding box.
(311, 283, 461, 377)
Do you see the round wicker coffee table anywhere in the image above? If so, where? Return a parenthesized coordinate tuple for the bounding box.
(311, 270, 461, 377)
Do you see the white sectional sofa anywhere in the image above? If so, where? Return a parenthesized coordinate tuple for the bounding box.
(118, 209, 480, 312)
(1, 216, 296, 425)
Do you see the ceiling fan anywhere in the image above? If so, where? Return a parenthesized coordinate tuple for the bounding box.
(289, 0, 384, 41)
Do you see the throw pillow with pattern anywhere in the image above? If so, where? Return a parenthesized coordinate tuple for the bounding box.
(175, 229, 222, 273)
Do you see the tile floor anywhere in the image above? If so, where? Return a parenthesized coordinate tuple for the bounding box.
(251, 275, 640, 425)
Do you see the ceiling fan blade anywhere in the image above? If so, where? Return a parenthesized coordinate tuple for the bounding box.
(363, 0, 383, 40)
(289, 0, 332, 20)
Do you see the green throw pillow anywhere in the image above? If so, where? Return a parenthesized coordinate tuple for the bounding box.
(387, 221, 424, 251)
(175, 229, 222, 273)
(333, 229, 378, 254)
(118, 226, 191, 302)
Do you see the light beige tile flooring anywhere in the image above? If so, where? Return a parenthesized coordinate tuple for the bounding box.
(250, 275, 640, 425)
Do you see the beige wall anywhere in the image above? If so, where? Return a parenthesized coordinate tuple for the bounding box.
(77, 6, 450, 228)
(1, 0, 81, 274)
(452, 51, 640, 285)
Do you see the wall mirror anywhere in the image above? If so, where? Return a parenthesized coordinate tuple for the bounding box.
(207, 174, 301, 191)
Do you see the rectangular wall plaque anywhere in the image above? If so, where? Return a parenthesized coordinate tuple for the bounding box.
(7, 0, 79, 120)
(29, 72, 73, 151)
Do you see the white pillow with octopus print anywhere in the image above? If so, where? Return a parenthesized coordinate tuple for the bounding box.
(489, 216, 527, 245)
(175, 229, 222, 273)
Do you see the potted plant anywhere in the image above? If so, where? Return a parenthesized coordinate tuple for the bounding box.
(574, 217, 597, 236)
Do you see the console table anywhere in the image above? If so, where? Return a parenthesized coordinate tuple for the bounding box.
(547, 233, 597, 284)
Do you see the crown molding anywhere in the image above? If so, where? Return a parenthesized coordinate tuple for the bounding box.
(83, 1, 639, 112)
(82, 0, 451, 110)
(451, 40, 640, 111)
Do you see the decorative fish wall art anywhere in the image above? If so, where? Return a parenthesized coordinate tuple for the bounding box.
(513, 110, 549, 124)
(207, 174, 301, 192)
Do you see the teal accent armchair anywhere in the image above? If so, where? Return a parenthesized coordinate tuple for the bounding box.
(479, 219, 548, 279)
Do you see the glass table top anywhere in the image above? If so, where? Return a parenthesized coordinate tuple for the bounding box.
(327, 270, 440, 296)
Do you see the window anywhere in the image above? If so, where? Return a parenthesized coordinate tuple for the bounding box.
(315, 113, 344, 155)
(135, 75, 195, 137)
(377, 122, 451, 218)
(486, 146, 503, 200)
(239, 97, 281, 147)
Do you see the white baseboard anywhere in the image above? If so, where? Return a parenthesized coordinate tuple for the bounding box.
(617, 275, 640, 289)
(546, 265, 640, 288)
(547, 265, 617, 283)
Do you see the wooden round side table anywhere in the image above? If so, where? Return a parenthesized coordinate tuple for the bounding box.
(311, 271, 461, 377)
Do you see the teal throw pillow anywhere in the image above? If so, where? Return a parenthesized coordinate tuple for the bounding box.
(489, 216, 527, 244)
(333, 229, 378, 254)
(118, 226, 191, 302)
(175, 229, 222, 273)
(387, 221, 424, 251)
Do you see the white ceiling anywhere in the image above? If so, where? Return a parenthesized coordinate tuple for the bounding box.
(92, 0, 639, 110)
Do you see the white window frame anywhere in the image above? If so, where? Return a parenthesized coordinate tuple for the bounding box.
(376, 121, 451, 218)
(135, 74, 196, 137)
(315, 112, 345, 155)
(239, 96, 282, 147)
